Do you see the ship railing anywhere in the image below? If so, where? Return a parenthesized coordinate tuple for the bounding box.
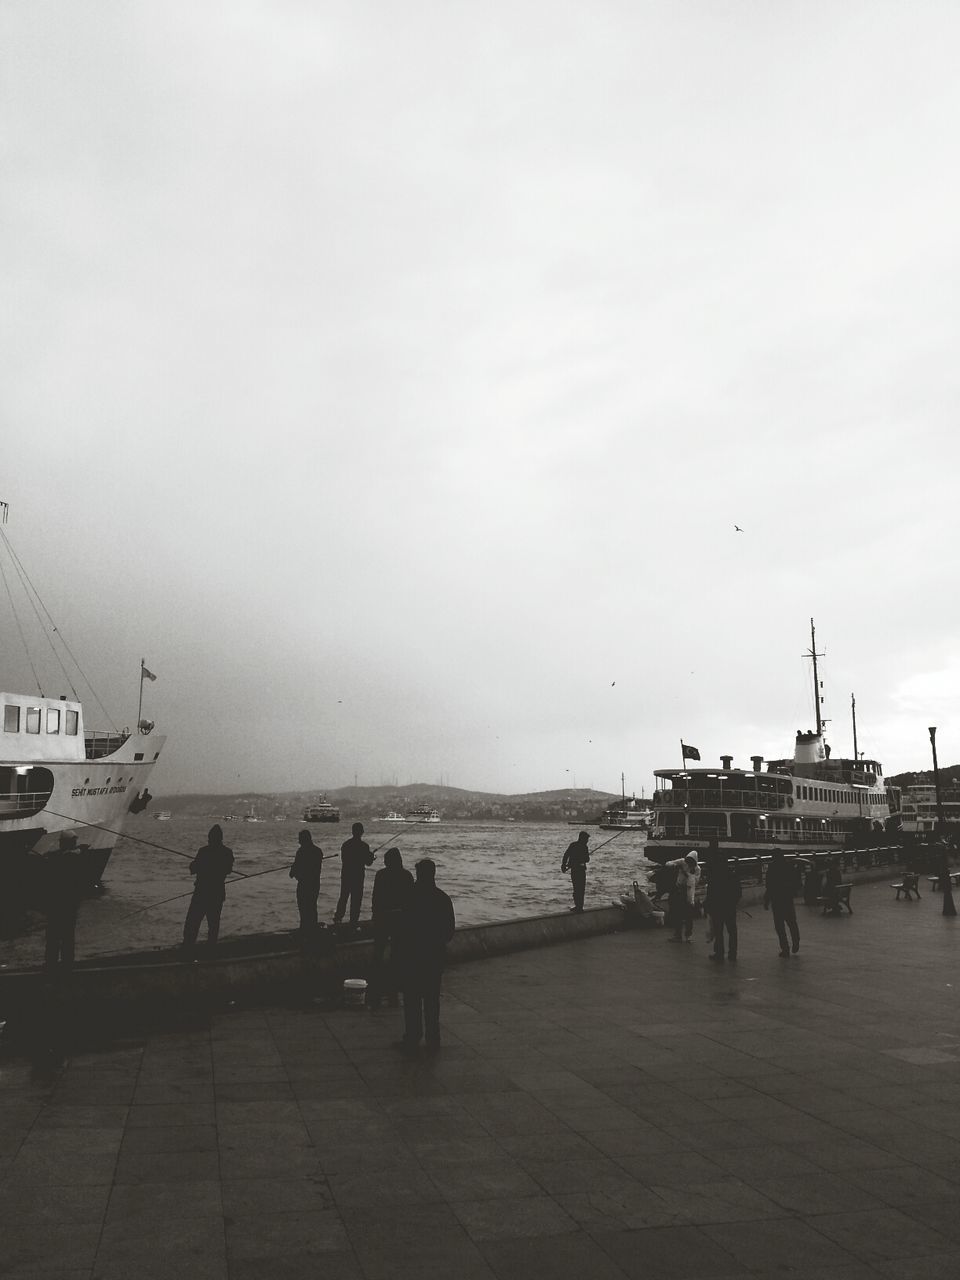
(84, 730, 131, 759)
(0, 789, 50, 816)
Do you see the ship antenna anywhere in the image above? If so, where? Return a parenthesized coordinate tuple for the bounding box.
(851, 692, 859, 762)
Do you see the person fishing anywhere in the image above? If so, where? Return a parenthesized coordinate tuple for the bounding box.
(561, 830, 591, 912)
(333, 822, 374, 927)
(181, 824, 235, 955)
(289, 829, 324, 935)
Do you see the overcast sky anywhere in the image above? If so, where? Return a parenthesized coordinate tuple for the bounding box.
(3, 2, 959, 797)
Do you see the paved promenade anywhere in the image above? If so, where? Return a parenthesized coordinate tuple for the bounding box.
(2, 878, 960, 1279)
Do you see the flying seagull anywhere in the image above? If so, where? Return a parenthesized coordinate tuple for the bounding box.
(734, 525, 744, 532)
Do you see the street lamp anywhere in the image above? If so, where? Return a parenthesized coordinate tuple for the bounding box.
(928, 727, 956, 917)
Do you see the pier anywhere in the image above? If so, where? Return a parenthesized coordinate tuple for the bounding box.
(2, 876, 960, 1276)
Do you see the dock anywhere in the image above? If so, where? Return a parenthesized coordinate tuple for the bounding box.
(2, 879, 960, 1277)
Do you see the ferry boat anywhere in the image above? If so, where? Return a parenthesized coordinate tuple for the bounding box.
(0, 692, 165, 917)
(406, 805, 441, 823)
(153, 810, 172, 821)
(0, 516, 166, 924)
(899, 783, 960, 836)
(302, 796, 340, 823)
(599, 775, 651, 831)
(378, 811, 405, 823)
(646, 622, 895, 865)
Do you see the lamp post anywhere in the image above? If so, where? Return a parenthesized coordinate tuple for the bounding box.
(928, 727, 956, 917)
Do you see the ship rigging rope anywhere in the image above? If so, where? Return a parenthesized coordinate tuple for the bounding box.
(0, 546, 43, 696)
(0, 526, 116, 728)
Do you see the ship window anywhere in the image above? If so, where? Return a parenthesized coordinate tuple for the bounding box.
(26, 707, 41, 734)
(64, 710, 78, 735)
(46, 708, 61, 734)
(3, 705, 20, 733)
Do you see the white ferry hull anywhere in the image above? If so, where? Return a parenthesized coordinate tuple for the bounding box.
(0, 733, 166, 922)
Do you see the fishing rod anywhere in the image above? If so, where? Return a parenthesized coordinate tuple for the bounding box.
(43, 809, 199, 862)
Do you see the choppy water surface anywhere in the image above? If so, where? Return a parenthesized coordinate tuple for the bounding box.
(1, 816, 654, 967)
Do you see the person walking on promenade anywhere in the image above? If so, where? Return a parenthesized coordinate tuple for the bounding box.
(182, 824, 234, 954)
(368, 847, 415, 1009)
(561, 831, 591, 912)
(665, 851, 700, 942)
(289, 829, 324, 934)
(764, 849, 800, 956)
(334, 822, 374, 927)
(705, 848, 741, 962)
(42, 833, 85, 978)
(393, 858, 455, 1054)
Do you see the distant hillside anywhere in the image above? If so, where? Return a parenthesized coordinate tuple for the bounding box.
(889, 766, 960, 789)
(153, 783, 624, 824)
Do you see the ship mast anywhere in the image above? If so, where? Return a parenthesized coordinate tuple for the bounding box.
(805, 618, 826, 737)
(851, 693, 859, 761)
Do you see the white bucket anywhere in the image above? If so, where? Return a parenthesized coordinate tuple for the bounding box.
(342, 978, 368, 1009)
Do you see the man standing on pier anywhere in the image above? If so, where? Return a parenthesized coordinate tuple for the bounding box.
(561, 831, 591, 912)
(42, 833, 85, 978)
(334, 822, 374, 927)
(368, 847, 415, 1009)
(182, 824, 235, 954)
(394, 858, 455, 1052)
(289, 829, 324, 935)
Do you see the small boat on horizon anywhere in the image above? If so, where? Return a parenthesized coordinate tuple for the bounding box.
(378, 811, 405, 823)
(406, 805, 441, 823)
(303, 795, 341, 823)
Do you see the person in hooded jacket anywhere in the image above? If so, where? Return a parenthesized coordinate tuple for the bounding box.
(665, 851, 700, 942)
(393, 858, 455, 1052)
(289, 829, 324, 933)
(182, 824, 235, 953)
(367, 847, 415, 1009)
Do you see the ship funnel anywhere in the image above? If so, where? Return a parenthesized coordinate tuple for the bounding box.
(794, 731, 826, 765)
(751, 755, 763, 772)
(720, 755, 733, 771)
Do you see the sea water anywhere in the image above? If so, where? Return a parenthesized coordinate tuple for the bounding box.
(0, 815, 655, 967)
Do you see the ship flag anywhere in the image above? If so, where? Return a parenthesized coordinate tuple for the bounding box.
(141, 662, 157, 682)
(681, 742, 700, 761)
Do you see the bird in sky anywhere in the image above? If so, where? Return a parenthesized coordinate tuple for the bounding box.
(611, 681, 616, 686)
(734, 525, 744, 532)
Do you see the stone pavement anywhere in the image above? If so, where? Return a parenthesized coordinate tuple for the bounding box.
(2, 879, 960, 1279)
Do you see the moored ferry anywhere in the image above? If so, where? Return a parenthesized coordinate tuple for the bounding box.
(646, 623, 897, 864)
(0, 692, 165, 917)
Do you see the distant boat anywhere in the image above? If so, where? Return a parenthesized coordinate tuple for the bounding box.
(599, 774, 650, 831)
(406, 805, 441, 823)
(303, 795, 341, 823)
(378, 811, 405, 823)
(153, 810, 172, 822)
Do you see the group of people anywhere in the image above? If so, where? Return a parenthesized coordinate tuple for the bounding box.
(556, 830, 804, 962)
(181, 821, 455, 1053)
(662, 841, 801, 960)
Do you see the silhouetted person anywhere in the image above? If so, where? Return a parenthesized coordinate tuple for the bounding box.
(665, 851, 700, 941)
(705, 849, 740, 961)
(42, 833, 85, 977)
(394, 858, 455, 1053)
(368, 847, 414, 1009)
(561, 831, 591, 912)
(334, 822, 374, 926)
(764, 850, 800, 956)
(182, 824, 234, 953)
(803, 861, 822, 906)
(822, 857, 844, 914)
(289, 829, 324, 933)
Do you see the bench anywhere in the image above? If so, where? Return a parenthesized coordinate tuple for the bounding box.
(817, 883, 853, 915)
(892, 874, 920, 900)
(926, 871, 960, 891)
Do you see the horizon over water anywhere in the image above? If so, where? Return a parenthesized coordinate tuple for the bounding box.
(0, 816, 655, 968)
